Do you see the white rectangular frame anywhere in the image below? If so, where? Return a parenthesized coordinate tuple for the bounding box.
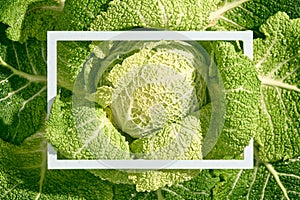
(47, 31, 254, 169)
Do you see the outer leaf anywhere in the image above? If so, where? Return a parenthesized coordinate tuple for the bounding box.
(56, 41, 91, 90)
(46, 89, 131, 160)
(212, 157, 300, 200)
(0, 23, 47, 144)
(17, 0, 63, 42)
(0, 0, 60, 42)
(112, 170, 219, 199)
(205, 41, 261, 159)
(55, 0, 112, 31)
(46, 89, 134, 186)
(0, 133, 113, 199)
(254, 12, 300, 162)
(89, 0, 222, 31)
(216, 0, 300, 35)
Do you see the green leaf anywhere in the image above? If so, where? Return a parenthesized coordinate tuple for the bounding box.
(56, 41, 91, 90)
(17, 0, 63, 42)
(112, 170, 219, 199)
(205, 41, 261, 159)
(89, 0, 222, 31)
(0, 0, 61, 42)
(45, 88, 203, 192)
(0, 23, 47, 144)
(0, 133, 114, 199)
(216, 0, 300, 36)
(254, 12, 300, 162)
(55, 0, 112, 31)
(210, 12, 300, 199)
(213, 157, 300, 200)
(46, 89, 131, 160)
(207, 12, 300, 162)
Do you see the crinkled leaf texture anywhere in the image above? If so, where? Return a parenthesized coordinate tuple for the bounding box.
(204, 41, 260, 159)
(203, 12, 300, 162)
(109, 157, 300, 200)
(46, 40, 208, 192)
(46, 89, 202, 192)
(216, 0, 300, 35)
(112, 170, 220, 200)
(0, 134, 113, 200)
(89, 0, 222, 31)
(0, 23, 47, 144)
(0, 0, 299, 198)
(212, 157, 300, 200)
(56, 41, 91, 90)
(0, 0, 62, 42)
(55, 0, 112, 31)
(0, 0, 43, 41)
(254, 12, 300, 162)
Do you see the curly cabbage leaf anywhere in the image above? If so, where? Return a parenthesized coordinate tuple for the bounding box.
(111, 169, 220, 199)
(216, 0, 300, 34)
(253, 12, 300, 162)
(0, 133, 113, 200)
(56, 41, 91, 90)
(54, 0, 112, 31)
(203, 41, 261, 159)
(89, 0, 223, 31)
(130, 115, 202, 160)
(0, 23, 47, 144)
(0, 0, 62, 42)
(212, 157, 300, 200)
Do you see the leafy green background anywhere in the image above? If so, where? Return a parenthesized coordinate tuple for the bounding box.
(0, 0, 299, 199)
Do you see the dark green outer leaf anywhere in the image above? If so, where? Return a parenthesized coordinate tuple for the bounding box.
(112, 170, 219, 200)
(89, 0, 222, 31)
(253, 12, 300, 162)
(217, 0, 300, 37)
(0, 133, 114, 200)
(0, 0, 61, 42)
(205, 41, 261, 159)
(0, 23, 47, 144)
(213, 157, 300, 200)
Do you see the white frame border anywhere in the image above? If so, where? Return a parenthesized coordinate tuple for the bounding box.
(47, 31, 254, 169)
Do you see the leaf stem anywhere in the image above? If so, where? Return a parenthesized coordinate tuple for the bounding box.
(209, 0, 250, 21)
(259, 76, 300, 92)
(264, 162, 290, 200)
(0, 57, 46, 83)
(157, 189, 165, 200)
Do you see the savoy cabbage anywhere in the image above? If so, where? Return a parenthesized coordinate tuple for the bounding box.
(0, 0, 299, 199)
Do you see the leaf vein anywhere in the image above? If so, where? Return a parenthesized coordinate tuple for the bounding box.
(259, 76, 300, 92)
(260, 172, 270, 200)
(12, 86, 46, 141)
(161, 187, 184, 200)
(265, 162, 290, 200)
(267, 54, 300, 79)
(1, 181, 24, 198)
(246, 160, 259, 200)
(255, 34, 278, 70)
(281, 66, 300, 82)
(25, 41, 38, 75)
(279, 173, 300, 180)
(0, 82, 30, 102)
(157, 0, 167, 26)
(227, 169, 243, 200)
